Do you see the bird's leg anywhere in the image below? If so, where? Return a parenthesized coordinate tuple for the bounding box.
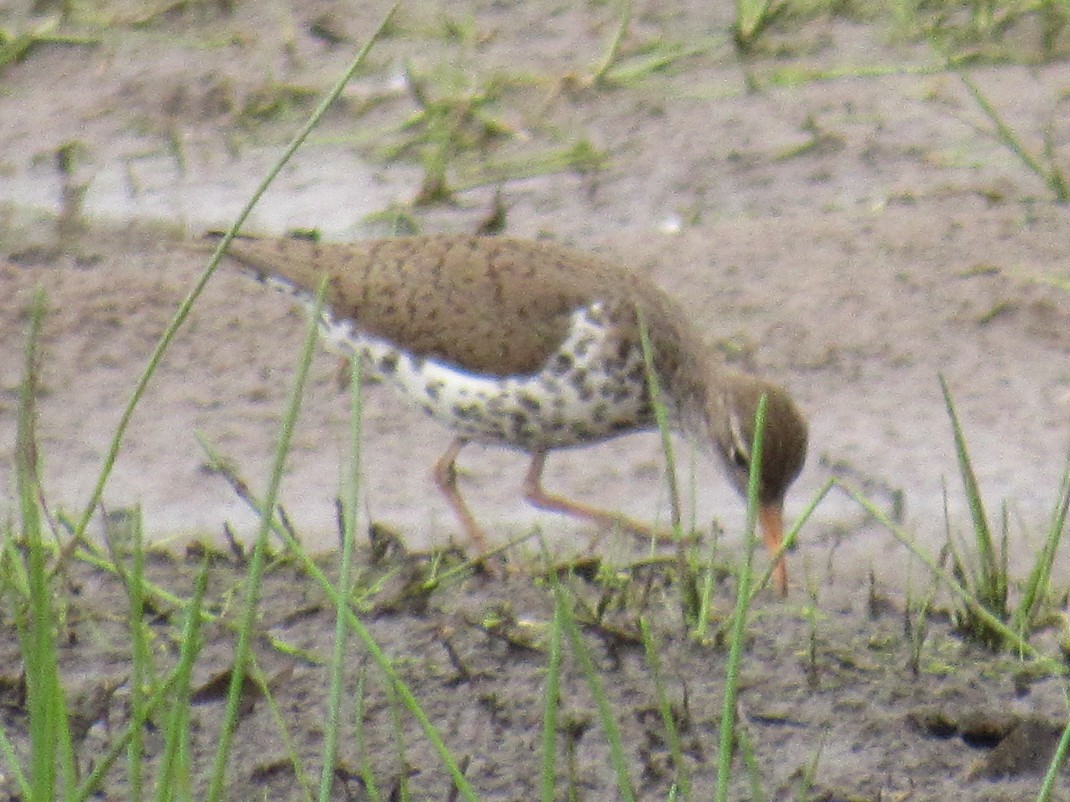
(432, 437, 489, 553)
(523, 450, 677, 545)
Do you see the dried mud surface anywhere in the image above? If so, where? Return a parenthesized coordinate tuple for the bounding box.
(1, 1, 1070, 799)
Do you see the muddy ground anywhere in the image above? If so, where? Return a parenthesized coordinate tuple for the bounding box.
(1, 0, 1070, 799)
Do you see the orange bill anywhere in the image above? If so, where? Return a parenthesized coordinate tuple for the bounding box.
(759, 503, 788, 597)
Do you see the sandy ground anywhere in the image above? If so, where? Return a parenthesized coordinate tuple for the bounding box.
(1, 0, 1070, 798)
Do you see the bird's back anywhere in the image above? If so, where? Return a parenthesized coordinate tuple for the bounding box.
(219, 234, 695, 378)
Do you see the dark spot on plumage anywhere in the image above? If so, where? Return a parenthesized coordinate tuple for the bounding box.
(452, 403, 478, 420)
(550, 353, 573, 375)
(426, 381, 443, 401)
(518, 393, 541, 412)
(571, 423, 594, 439)
(378, 353, 398, 374)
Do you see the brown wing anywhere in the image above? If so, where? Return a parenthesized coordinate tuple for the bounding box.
(219, 234, 631, 376)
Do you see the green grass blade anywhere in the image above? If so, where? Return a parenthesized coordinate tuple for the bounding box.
(125, 509, 148, 802)
(548, 563, 636, 802)
(354, 670, 382, 802)
(590, 0, 632, 85)
(540, 599, 563, 802)
(75, 668, 185, 801)
(0, 719, 31, 799)
(1035, 688, 1070, 802)
(206, 278, 326, 801)
(318, 356, 363, 802)
(16, 288, 78, 802)
(154, 558, 210, 802)
(635, 308, 682, 533)
(199, 452, 483, 801)
(959, 73, 1070, 202)
(715, 394, 767, 802)
(67, 0, 400, 555)
(1014, 450, 1070, 641)
(639, 618, 690, 799)
(251, 657, 315, 801)
(734, 0, 779, 48)
(939, 375, 1007, 624)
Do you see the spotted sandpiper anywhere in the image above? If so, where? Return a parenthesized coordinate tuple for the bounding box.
(218, 234, 808, 594)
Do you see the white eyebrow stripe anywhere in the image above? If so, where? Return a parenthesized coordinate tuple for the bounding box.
(728, 405, 750, 462)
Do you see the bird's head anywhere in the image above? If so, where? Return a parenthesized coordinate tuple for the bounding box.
(703, 375, 808, 595)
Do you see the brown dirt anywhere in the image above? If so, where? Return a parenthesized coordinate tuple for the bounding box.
(1, 1, 1070, 799)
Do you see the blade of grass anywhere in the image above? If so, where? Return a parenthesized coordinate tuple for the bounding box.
(540, 597, 563, 802)
(65, 1, 400, 562)
(940, 375, 1007, 629)
(0, 716, 30, 800)
(383, 671, 412, 802)
(249, 657, 316, 802)
(1013, 450, 1070, 642)
(154, 558, 210, 802)
(639, 618, 691, 799)
(16, 288, 78, 802)
(546, 556, 636, 802)
(205, 277, 326, 801)
(125, 508, 148, 802)
(318, 355, 363, 802)
(715, 394, 767, 802)
(1035, 688, 1070, 802)
(636, 308, 702, 630)
(959, 72, 1070, 202)
(734, 0, 782, 50)
(354, 669, 383, 802)
(735, 720, 765, 801)
(75, 665, 188, 802)
(635, 308, 681, 533)
(590, 0, 632, 85)
(198, 448, 482, 801)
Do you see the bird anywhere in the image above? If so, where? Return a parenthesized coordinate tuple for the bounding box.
(215, 233, 808, 594)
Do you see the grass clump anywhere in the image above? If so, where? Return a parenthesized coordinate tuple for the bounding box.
(844, 377, 1067, 667)
(940, 376, 1069, 651)
(958, 73, 1070, 203)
